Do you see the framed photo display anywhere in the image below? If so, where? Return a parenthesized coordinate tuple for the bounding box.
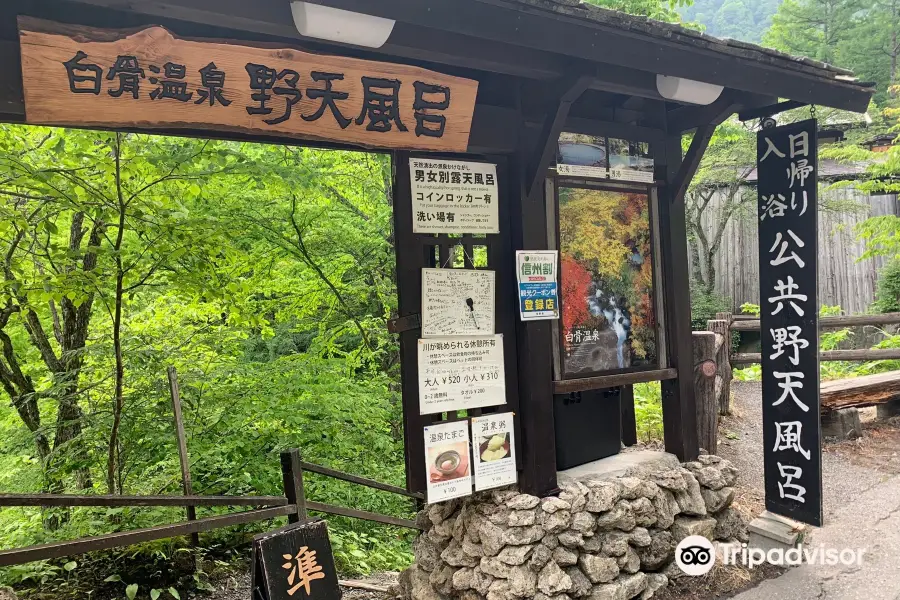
(553, 179, 660, 378)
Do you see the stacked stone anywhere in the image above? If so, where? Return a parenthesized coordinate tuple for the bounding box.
(397, 454, 748, 600)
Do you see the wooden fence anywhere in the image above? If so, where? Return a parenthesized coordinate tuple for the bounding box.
(0, 449, 422, 567)
(692, 311, 900, 453)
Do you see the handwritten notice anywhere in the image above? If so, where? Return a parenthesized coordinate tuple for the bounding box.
(421, 268, 495, 337)
(424, 420, 472, 503)
(417, 335, 506, 415)
(410, 159, 499, 234)
(471, 412, 517, 491)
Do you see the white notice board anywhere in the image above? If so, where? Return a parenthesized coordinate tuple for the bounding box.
(424, 420, 472, 503)
(410, 158, 499, 234)
(417, 334, 506, 415)
(471, 412, 517, 491)
(421, 268, 495, 337)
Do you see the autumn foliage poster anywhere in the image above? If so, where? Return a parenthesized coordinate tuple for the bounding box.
(557, 185, 657, 376)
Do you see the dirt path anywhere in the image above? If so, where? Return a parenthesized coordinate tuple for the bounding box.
(196, 570, 397, 600)
(717, 381, 890, 519)
(720, 381, 900, 600)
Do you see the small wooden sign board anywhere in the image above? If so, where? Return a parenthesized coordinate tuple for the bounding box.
(251, 519, 342, 600)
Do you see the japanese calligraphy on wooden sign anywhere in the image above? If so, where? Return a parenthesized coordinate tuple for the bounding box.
(422, 268, 495, 337)
(418, 334, 506, 414)
(251, 519, 341, 600)
(471, 412, 517, 491)
(516, 251, 559, 321)
(410, 159, 499, 233)
(757, 119, 822, 527)
(424, 420, 472, 503)
(18, 17, 479, 152)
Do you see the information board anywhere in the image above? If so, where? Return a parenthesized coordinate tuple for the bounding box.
(424, 420, 472, 503)
(421, 268, 495, 337)
(410, 158, 499, 234)
(417, 334, 506, 415)
(516, 250, 559, 321)
(471, 412, 517, 491)
(757, 119, 822, 527)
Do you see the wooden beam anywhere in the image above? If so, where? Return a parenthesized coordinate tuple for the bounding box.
(564, 117, 665, 143)
(553, 368, 677, 394)
(512, 129, 558, 497)
(299, 461, 424, 499)
(672, 123, 716, 203)
(738, 99, 807, 122)
(526, 74, 592, 197)
(0, 494, 288, 507)
(620, 385, 637, 447)
(166, 367, 198, 546)
(311, 0, 873, 112)
(731, 312, 900, 331)
(652, 129, 700, 462)
(666, 92, 747, 133)
(821, 371, 900, 411)
(0, 506, 294, 566)
(733, 348, 900, 364)
(58, 0, 576, 81)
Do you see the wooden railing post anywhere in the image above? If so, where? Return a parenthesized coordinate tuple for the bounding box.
(280, 449, 307, 524)
(166, 366, 199, 547)
(692, 331, 718, 454)
(708, 312, 733, 415)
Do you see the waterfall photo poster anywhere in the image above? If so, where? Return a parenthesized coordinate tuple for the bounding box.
(556, 185, 658, 377)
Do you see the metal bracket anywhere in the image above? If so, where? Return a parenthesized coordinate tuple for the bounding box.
(387, 313, 421, 334)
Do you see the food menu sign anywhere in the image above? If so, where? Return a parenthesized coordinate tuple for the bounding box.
(757, 119, 822, 527)
(18, 17, 478, 152)
(424, 420, 472, 503)
(471, 412, 517, 491)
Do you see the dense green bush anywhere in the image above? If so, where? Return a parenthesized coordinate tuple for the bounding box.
(690, 283, 732, 330)
(874, 257, 900, 314)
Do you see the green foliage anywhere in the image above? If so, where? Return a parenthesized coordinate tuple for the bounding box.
(733, 304, 900, 381)
(633, 382, 663, 443)
(874, 258, 900, 313)
(582, 0, 695, 23)
(0, 125, 409, 590)
(680, 0, 781, 41)
(690, 283, 731, 330)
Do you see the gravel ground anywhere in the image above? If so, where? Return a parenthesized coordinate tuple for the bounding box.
(717, 381, 888, 520)
(193, 569, 398, 600)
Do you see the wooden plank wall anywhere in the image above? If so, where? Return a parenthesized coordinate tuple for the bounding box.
(694, 188, 898, 315)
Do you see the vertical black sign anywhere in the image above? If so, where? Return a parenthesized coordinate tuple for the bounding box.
(251, 519, 342, 600)
(758, 119, 822, 527)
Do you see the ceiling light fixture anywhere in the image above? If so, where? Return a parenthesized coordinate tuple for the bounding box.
(656, 75, 724, 105)
(290, 1, 396, 48)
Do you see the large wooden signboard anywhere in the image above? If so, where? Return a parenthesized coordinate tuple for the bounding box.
(757, 119, 822, 527)
(18, 17, 478, 152)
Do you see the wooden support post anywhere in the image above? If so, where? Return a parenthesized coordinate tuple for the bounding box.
(692, 332, 718, 454)
(620, 386, 637, 447)
(166, 366, 199, 547)
(280, 449, 307, 524)
(653, 132, 700, 462)
(708, 315, 733, 415)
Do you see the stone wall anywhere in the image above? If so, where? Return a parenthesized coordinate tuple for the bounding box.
(397, 453, 747, 600)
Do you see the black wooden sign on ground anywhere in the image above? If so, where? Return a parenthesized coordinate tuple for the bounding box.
(251, 519, 342, 600)
(757, 118, 822, 527)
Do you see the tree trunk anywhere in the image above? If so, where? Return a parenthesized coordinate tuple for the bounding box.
(106, 134, 127, 495)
